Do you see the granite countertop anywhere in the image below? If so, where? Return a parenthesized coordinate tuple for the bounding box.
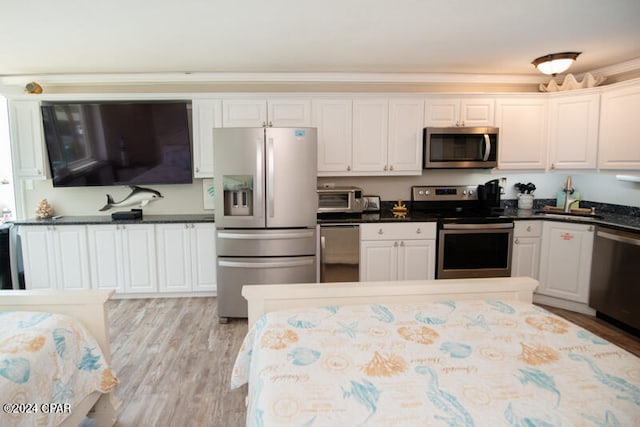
(318, 207, 640, 233)
(14, 214, 215, 226)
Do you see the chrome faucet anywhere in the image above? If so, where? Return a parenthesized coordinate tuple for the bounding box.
(563, 176, 576, 213)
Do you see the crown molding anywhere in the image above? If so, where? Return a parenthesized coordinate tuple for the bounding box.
(1, 58, 638, 91)
(0, 71, 548, 88)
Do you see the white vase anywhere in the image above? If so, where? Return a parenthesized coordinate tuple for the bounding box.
(518, 194, 534, 210)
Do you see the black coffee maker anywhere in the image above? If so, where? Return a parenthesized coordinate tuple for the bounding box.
(477, 179, 502, 213)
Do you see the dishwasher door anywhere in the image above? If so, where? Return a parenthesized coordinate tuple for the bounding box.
(320, 225, 359, 283)
(589, 226, 640, 330)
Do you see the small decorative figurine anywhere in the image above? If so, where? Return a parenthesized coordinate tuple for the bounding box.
(392, 198, 408, 218)
(35, 199, 53, 219)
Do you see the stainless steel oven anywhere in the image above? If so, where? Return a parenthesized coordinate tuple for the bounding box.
(438, 221, 513, 279)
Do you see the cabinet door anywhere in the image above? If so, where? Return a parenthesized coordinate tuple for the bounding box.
(20, 226, 57, 290)
(88, 225, 124, 292)
(156, 224, 192, 292)
(496, 97, 548, 170)
(398, 240, 436, 280)
(313, 99, 353, 174)
(120, 224, 157, 293)
(360, 240, 397, 281)
(598, 82, 640, 169)
(424, 98, 459, 127)
(511, 237, 540, 279)
(191, 223, 217, 292)
(425, 97, 494, 127)
(9, 100, 47, 179)
(548, 93, 599, 170)
(222, 99, 268, 127)
(192, 99, 222, 177)
(268, 98, 312, 127)
(538, 222, 594, 303)
(53, 225, 90, 290)
(460, 98, 495, 126)
(352, 99, 388, 173)
(388, 98, 424, 174)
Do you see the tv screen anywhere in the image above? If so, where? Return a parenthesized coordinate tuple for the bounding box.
(41, 101, 193, 187)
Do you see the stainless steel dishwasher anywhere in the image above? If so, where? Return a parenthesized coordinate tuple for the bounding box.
(589, 226, 640, 330)
(320, 225, 360, 282)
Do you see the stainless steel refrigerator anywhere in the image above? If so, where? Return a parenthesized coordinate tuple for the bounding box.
(213, 127, 318, 323)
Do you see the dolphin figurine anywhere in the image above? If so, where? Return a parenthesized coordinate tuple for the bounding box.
(99, 186, 163, 211)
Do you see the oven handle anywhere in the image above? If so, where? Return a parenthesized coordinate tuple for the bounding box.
(442, 222, 513, 230)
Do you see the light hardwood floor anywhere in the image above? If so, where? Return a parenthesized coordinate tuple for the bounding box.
(106, 297, 640, 427)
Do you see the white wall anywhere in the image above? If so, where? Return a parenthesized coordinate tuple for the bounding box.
(22, 179, 212, 217)
(318, 171, 640, 208)
(17, 169, 640, 219)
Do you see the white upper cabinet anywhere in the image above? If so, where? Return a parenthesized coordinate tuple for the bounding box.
(317, 96, 423, 176)
(598, 80, 640, 170)
(352, 98, 389, 173)
(8, 100, 47, 179)
(548, 92, 600, 170)
(222, 98, 311, 127)
(425, 97, 494, 127)
(496, 97, 548, 170)
(314, 98, 353, 174)
(192, 99, 222, 178)
(267, 98, 312, 127)
(388, 98, 425, 173)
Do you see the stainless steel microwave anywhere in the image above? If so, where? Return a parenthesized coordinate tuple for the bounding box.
(424, 127, 498, 169)
(317, 186, 365, 213)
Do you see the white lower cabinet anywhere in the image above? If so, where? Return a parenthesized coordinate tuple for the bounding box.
(19, 225, 90, 290)
(156, 223, 216, 293)
(360, 222, 436, 281)
(511, 221, 541, 279)
(536, 222, 595, 312)
(88, 224, 157, 294)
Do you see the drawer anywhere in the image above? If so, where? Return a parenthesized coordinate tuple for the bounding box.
(360, 222, 436, 241)
(514, 220, 542, 237)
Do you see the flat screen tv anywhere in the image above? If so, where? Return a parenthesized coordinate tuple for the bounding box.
(41, 100, 193, 187)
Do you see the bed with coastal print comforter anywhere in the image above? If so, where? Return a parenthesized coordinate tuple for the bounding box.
(232, 300, 640, 426)
(0, 311, 118, 427)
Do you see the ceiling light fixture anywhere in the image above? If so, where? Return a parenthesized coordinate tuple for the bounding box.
(532, 52, 581, 76)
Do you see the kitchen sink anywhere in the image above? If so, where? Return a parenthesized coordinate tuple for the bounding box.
(533, 210, 604, 220)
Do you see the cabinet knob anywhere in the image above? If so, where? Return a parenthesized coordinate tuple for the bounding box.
(588, 226, 594, 232)
(347, 165, 351, 171)
(416, 228, 422, 234)
(400, 241, 404, 247)
(551, 163, 556, 169)
(185, 224, 190, 229)
(378, 228, 384, 235)
(195, 167, 200, 172)
(394, 241, 398, 247)
(383, 165, 388, 171)
(390, 165, 394, 171)
(37, 169, 42, 174)
(514, 238, 520, 244)
(526, 226, 532, 232)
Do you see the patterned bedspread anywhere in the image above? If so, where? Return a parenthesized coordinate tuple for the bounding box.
(0, 311, 118, 427)
(232, 300, 640, 426)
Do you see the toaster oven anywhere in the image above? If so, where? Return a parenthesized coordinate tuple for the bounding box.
(317, 186, 365, 213)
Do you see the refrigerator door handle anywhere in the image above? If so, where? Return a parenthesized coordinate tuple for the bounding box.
(267, 137, 275, 218)
(255, 137, 264, 219)
(219, 259, 314, 269)
(218, 231, 315, 240)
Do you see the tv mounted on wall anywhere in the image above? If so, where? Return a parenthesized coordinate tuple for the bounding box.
(41, 100, 193, 187)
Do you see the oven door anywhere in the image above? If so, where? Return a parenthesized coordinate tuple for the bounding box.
(438, 222, 513, 279)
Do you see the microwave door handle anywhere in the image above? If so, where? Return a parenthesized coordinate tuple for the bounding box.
(482, 134, 491, 161)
